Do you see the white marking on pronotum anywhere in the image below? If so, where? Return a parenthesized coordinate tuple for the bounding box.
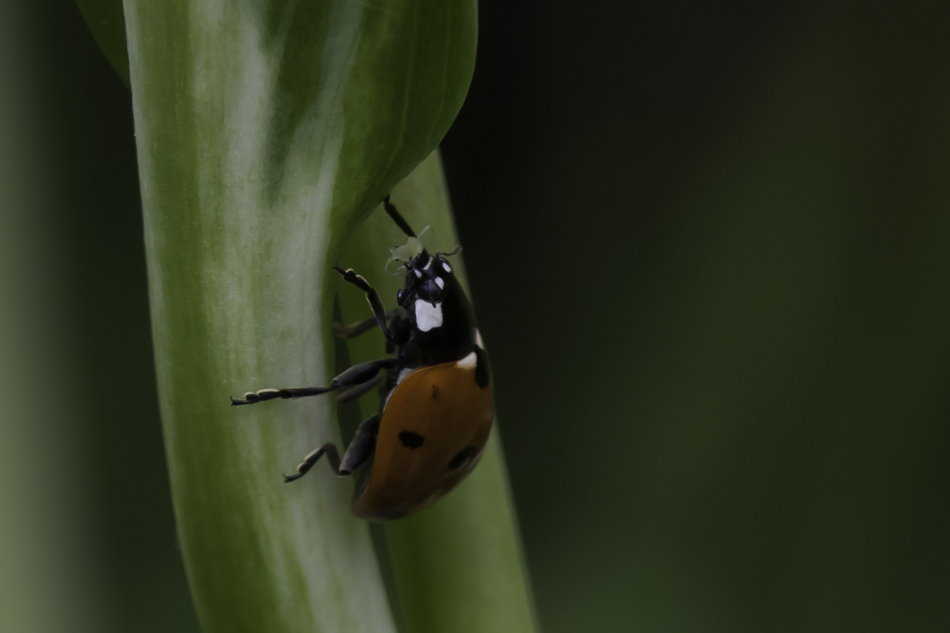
(414, 270, 422, 279)
(435, 277, 445, 289)
(442, 261, 452, 273)
(475, 329, 485, 348)
(397, 367, 415, 385)
(415, 300, 443, 331)
(384, 367, 418, 409)
(456, 351, 477, 369)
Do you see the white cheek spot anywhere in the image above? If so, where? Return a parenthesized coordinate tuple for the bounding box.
(442, 261, 452, 273)
(456, 351, 477, 370)
(475, 329, 485, 348)
(415, 300, 443, 332)
(435, 277, 445, 289)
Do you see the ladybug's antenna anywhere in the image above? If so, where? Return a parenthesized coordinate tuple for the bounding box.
(383, 195, 416, 238)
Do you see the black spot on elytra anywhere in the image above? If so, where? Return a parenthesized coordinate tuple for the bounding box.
(431, 385, 440, 400)
(399, 431, 424, 449)
(448, 446, 477, 470)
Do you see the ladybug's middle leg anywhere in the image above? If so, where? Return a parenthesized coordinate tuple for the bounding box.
(231, 358, 397, 406)
(337, 375, 382, 404)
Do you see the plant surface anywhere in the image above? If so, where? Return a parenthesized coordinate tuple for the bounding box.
(76, 1, 536, 632)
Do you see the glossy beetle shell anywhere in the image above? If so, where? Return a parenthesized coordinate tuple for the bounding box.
(352, 356, 493, 520)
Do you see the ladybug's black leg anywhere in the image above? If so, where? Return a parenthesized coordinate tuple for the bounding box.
(283, 443, 342, 482)
(339, 414, 380, 473)
(230, 358, 396, 406)
(333, 266, 395, 341)
(333, 310, 393, 339)
(383, 194, 417, 238)
(336, 375, 382, 405)
(283, 415, 380, 482)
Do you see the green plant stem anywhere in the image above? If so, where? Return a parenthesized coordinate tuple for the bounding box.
(116, 0, 534, 630)
(122, 1, 475, 630)
(338, 154, 538, 633)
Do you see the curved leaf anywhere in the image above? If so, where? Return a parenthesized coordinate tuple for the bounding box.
(76, 0, 129, 87)
(119, 1, 476, 631)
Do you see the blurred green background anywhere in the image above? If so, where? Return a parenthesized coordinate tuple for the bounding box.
(2, 1, 948, 632)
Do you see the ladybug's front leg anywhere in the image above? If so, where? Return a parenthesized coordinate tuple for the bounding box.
(334, 266, 396, 341)
(333, 310, 395, 340)
(383, 194, 418, 238)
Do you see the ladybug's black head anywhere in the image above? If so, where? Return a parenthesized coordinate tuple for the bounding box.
(382, 194, 460, 307)
(398, 251, 457, 306)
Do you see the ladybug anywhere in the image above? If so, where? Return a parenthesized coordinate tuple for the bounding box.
(231, 195, 493, 520)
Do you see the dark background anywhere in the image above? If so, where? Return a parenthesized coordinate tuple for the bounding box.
(2, 1, 948, 632)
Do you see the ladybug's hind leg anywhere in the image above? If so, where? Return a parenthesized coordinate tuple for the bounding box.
(284, 444, 343, 482)
(284, 415, 379, 482)
(340, 414, 381, 474)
